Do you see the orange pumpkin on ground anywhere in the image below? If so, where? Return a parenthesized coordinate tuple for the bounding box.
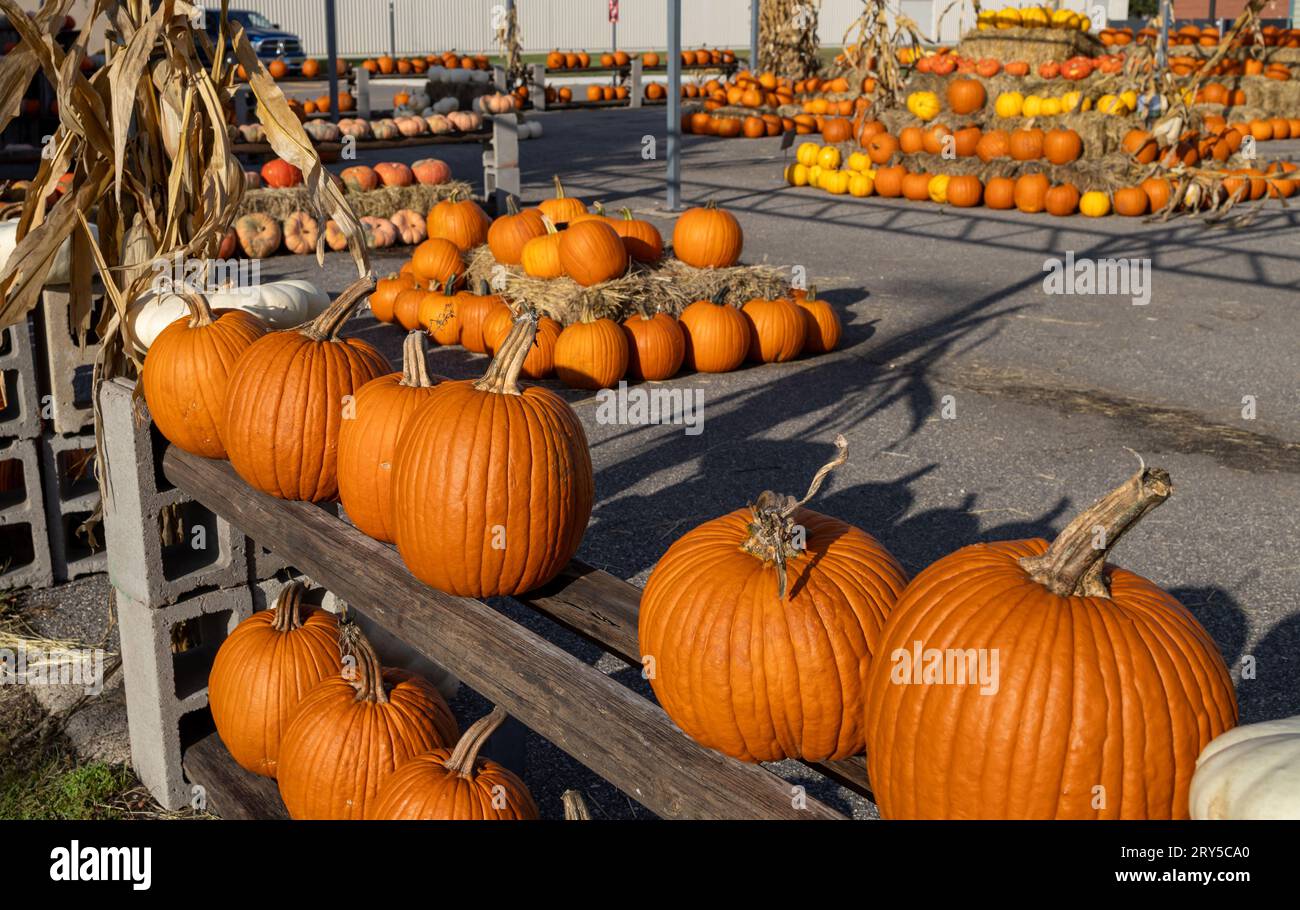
(622, 312, 685, 381)
(678, 298, 749, 373)
(554, 317, 629, 389)
(742, 297, 806, 363)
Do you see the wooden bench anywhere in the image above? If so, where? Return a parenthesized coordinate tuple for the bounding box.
(163, 446, 874, 820)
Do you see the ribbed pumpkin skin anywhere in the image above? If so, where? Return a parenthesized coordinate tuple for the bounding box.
(485, 315, 562, 379)
(479, 304, 515, 354)
(554, 319, 629, 390)
(796, 298, 842, 355)
(639, 507, 909, 762)
(457, 291, 505, 354)
(558, 221, 629, 287)
(678, 300, 748, 373)
(337, 373, 443, 543)
(419, 288, 461, 345)
(426, 197, 489, 251)
(487, 206, 547, 264)
(223, 334, 388, 501)
(391, 383, 593, 596)
(276, 669, 459, 819)
(622, 313, 684, 381)
(672, 206, 743, 268)
(368, 750, 539, 820)
(521, 231, 564, 278)
(743, 298, 806, 363)
(864, 539, 1238, 820)
(208, 604, 340, 778)
(142, 310, 265, 459)
(369, 274, 414, 323)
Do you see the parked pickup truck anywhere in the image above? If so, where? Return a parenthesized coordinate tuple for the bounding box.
(205, 9, 307, 71)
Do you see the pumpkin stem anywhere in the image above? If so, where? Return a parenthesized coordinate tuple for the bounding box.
(270, 581, 308, 632)
(176, 284, 217, 328)
(445, 706, 508, 778)
(339, 622, 389, 704)
(473, 311, 537, 396)
(504, 194, 521, 216)
(619, 207, 636, 222)
(399, 331, 436, 388)
(741, 434, 849, 599)
(552, 174, 566, 199)
(1018, 462, 1172, 599)
(540, 214, 558, 235)
(303, 274, 376, 341)
(562, 789, 591, 820)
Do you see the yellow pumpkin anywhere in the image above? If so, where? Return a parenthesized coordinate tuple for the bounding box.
(846, 151, 869, 172)
(1022, 94, 1044, 118)
(848, 172, 873, 197)
(1040, 97, 1062, 116)
(817, 145, 841, 170)
(927, 174, 950, 204)
(906, 91, 940, 121)
(996, 8, 1021, 28)
(785, 163, 810, 186)
(995, 92, 1023, 118)
(796, 142, 820, 167)
(1080, 191, 1112, 217)
(822, 169, 851, 195)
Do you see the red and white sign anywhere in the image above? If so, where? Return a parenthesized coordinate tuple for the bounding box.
(609, 0, 619, 24)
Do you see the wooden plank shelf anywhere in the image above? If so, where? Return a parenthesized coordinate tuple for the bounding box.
(231, 130, 492, 158)
(184, 732, 289, 820)
(163, 447, 855, 820)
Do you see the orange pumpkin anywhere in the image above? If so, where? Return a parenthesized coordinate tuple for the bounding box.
(672, 201, 743, 268)
(865, 467, 1237, 818)
(1013, 173, 1050, 213)
(391, 316, 594, 596)
(487, 196, 547, 265)
(946, 175, 983, 208)
(455, 280, 508, 354)
(984, 176, 1015, 209)
(538, 175, 588, 225)
(742, 297, 806, 363)
(222, 278, 389, 501)
(947, 77, 986, 114)
(369, 272, 415, 324)
(484, 312, 562, 379)
(622, 312, 685, 381)
(1043, 128, 1082, 165)
(611, 208, 664, 263)
(554, 317, 629, 389)
(338, 333, 445, 544)
(521, 217, 566, 279)
(1113, 186, 1149, 216)
(1009, 128, 1045, 161)
(418, 276, 463, 346)
(208, 582, 341, 779)
(678, 298, 749, 373)
(141, 287, 266, 459)
(426, 193, 490, 251)
(411, 237, 465, 285)
(794, 288, 841, 355)
(558, 220, 629, 286)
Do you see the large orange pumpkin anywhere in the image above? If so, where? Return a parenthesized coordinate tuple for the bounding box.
(640, 437, 908, 762)
(391, 315, 594, 596)
(1013, 173, 1050, 213)
(411, 237, 464, 285)
(487, 196, 547, 265)
(1009, 128, 1045, 161)
(554, 317, 629, 389)
(484, 312, 562, 379)
(865, 466, 1237, 818)
(208, 582, 341, 778)
(1113, 186, 1149, 216)
(369, 707, 539, 820)
(558, 220, 629, 286)
(426, 193, 490, 251)
(947, 77, 986, 114)
(337, 332, 444, 543)
(984, 176, 1015, 209)
(1044, 182, 1081, 216)
(1043, 128, 1082, 165)
(672, 201, 743, 268)
(678, 298, 749, 373)
(622, 312, 685, 381)
(945, 174, 983, 208)
(223, 278, 389, 501)
(141, 287, 266, 459)
(975, 129, 1010, 162)
(276, 624, 459, 819)
(742, 297, 805, 363)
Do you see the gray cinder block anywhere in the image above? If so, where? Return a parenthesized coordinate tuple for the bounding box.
(0, 435, 54, 590)
(116, 585, 256, 810)
(0, 316, 42, 442)
(35, 288, 100, 436)
(38, 427, 105, 582)
(98, 378, 249, 606)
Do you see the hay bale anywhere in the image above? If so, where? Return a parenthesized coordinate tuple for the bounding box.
(466, 244, 790, 324)
(237, 181, 474, 220)
(956, 26, 1104, 64)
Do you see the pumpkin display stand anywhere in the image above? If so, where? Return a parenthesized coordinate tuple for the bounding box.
(957, 25, 1104, 65)
(237, 180, 474, 221)
(120, 435, 873, 820)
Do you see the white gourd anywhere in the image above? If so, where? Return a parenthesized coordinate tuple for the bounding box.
(0, 221, 100, 286)
(1189, 716, 1300, 820)
(126, 279, 329, 354)
(433, 96, 459, 113)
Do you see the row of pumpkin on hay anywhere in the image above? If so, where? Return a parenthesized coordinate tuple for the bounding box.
(146, 275, 1285, 820)
(233, 109, 486, 147)
(366, 185, 840, 389)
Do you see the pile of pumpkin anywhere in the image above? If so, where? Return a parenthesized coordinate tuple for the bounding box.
(238, 109, 486, 146)
(545, 48, 733, 70)
(369, 183, 841, 388)
(360, 51, 491, 75)
(680, 71, 880, 138)
(974, 5, 1095, 32)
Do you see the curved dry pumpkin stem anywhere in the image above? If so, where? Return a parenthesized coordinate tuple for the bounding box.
(339, 621, 388, 704)
(540, 214, 558, 235)
(562, 789, 591, 820)
(445, 705, 507, 778)
(619, 207, 637, 223)
(742, 434, 849, 599)
(1019, 463, 1172, 599)
(474, 311, 538, 396)
(302, 273, 376, 341)
(551, 174, 568, 199)
(270, 581, 309, 632)
(399, 331, 436, 388)
(176, 284, 217, 329)
(503, 194, 521, 216)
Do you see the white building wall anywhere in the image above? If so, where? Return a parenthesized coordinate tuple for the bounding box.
(201, 1, 1131, 58)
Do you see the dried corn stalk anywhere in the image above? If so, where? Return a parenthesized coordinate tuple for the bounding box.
(0, 0, 373, 527)
(838, 0, 927, 110)
(495, 2, 525, 88)
(759, 0, 822, 79)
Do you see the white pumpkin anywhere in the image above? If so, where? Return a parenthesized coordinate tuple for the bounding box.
(126, 279, 329, 354)
(0, 221, 100, 286)
(1190, 716, 1300, 819)
(433, 96, 459, 114)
